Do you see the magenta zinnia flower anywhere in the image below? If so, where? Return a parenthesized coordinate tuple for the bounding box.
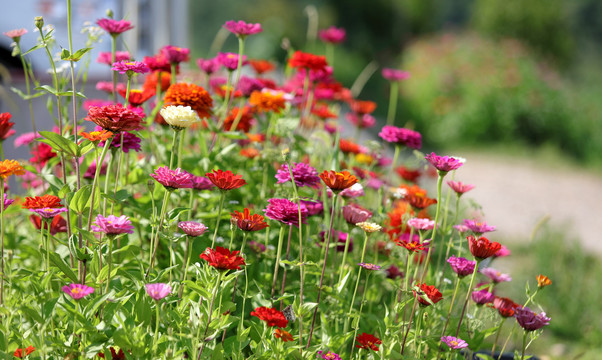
(30, 207, 68, 219)
(190, 175, 215, 190)
(471, 288, 495, 305)
(441, 336, 468, 350)
(145, 283, 172, 301)
(447, 255, 476, 278)
(111, 60, 150, 75)
(382, 68, 410, 82)
(317, 350, 342, 360)
(264, 198, 308, 228)
(62, 283, 94, 300)
(197, 58, 220, 74)
(97, 18, 134, 36)
(463, 219, 496, 235)
(342, 203, 372, 225)
(346, 113, 376, 129)
(340, 183, 365, 198)
(481, 268, 512, 284)
(358, 262, 381, 271)
(447, 180, 475, 195)
(407, 217, 436, 231)
(217, 52, 247, 71)
(318, 26, 346, 44)
(161, 45, 190, 64)
(97, 51, 130, 65)
(275, 162, 320, 187)
(300, 199, 323, 216)
(1, 194, 14, 212)
(425, 152, 464, 173)
(151, 166, 194, 190)
(98, 129, 141, 153)
(514, 307, 551, 331)
(378, 126, 422, 149)
(223, 20, 263, 37)
(91, 214, 134, 235)
(178, 221, 209, 237)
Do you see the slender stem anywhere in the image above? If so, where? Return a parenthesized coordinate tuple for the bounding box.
(349, 271, 372, 359)
(420, 173, 444, 282)
(111, 35, 118, 104)
(440, 277, 462, 339)
(210, 192, 226, 249)
(45, 220, 51, 275)
(391, 145, 401, 174)
(498, 325, 516, 360)
(271, 225, 286, 302)
(337, 231, 352, 290)
(198, 274, 222, 358)
(491, 318, 507, 357)
(520, 331, 528, 360)
(279, 225, 293, 309)
(455, 260, 480, 336)
(169, 130, 181, 169)
(400, 297, 419, 355)
(344, 231, 369, 334)
(105, 236, 114, 294)
(86, 139, 113, 230)
(0, 179, 4, 304)
(146, 189, 171, 278)
(179, 236, 192, 299)
(386, 81, 399, 126)
(153, 301, 161, 351)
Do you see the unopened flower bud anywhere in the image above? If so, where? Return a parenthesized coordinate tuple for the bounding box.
(34, 16, 44, 30)
(281, 148, 290, 161)
(146, 179, 155, 193)
(106, 9, 114, 18)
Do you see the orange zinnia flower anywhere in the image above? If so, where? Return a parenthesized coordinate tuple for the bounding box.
(536, 274, 552, 288)
(405, 193, 437, 210)
(0, 159, 25, 179)
(163, 82, 213, 119)
(224, 106, 254, 132)
(22, 194, 63, 209)
(319, 170, 358, 192)
(274, 328, 294, 342)
(248, 59, 275, 74)
(118, 87, 155, 107)
(231, 208, 269, 232)
(239, 147, 260, 159)
(80, 130, 113, 142)
(339, 139, 362, 154)
(143, 70, 171, 92)
(349, 99, 377, 114)
(249, 90, 287, 114)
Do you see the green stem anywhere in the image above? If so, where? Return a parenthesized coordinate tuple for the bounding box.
(146, 189, 171, 278)
(169, 130, 181, 169)
(210, 192, 226, 249)
(441, 277, 462, 337)
(124, 75, 132, 107)
(198, 274, 222, 358)
(111, 35, 118, 104)
(455, 259, 480, 336)
(153, 301, 161, 351)
(491, 318, 507, 357)
(386, 81, 399, 125)
(520, 331, 528, 360)
(179, 236, 192, 299)
(419, 173, 444, 282)
(349, 271, 372, 359)
(271, 225, 286, 302)
(391, 145, 401, 173)
(86, 138, 113, 230)
(0, 179, 4, 304)
(415, 309, 424, 356)
(105, 236, 114, 294)
(336, 231, 352, 291)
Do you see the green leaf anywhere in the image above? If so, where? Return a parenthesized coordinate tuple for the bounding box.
(70, 47, 93, 62)
(77, 140, 96, 157)
(23, 43, 44, 55)
(38, 130, 77, 157)
(70, 184, 100, 214)
(48, 252, 79, 283)
(60, 48, 71, 60)
(57, 90, 87, 98)
(35, 85, 58, 96)
(10, 86, 45, 100)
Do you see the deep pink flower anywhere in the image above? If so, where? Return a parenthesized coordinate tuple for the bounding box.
(441, 336, 468, 350)
(111, 60, 150, 75)
(13, 132, 40, 147)
(1, 194, 14, 212)
(197, 58, 220, 74)
(264, 198, 308, 228)
(382, 68, 410, 82)
(178, 221, 208, 237)
(85, 104, 143, 132)
(97, 18, 134, 36)
(342, 203, 372, 225)
(463, 219, 496, 235)
(190, 175, 215, 190)
(91, 214, 134, 235)
(425, 152, 464, 173)
(514, 307, 551, 331)
(3, 28, 27, 40)
(318, 230, 353, 252)
(481, 267, 512, 283)
(217, 52, 247, 71)
(143, 53, 171, 72)
(96, 81, 121, 94)
(453, 224, 470, 233)
(161, 45, 190, 64)
(495, 245, 511, 258)
(145, 283, 172, 301)
(378, 126, 422, 149)
(471, 288, 495, 305)
(83, 99, 114, 110)
(223, 20, 263, 37)
(62, 283, 94, 300)
(151, 166, 194, 190)
(30, 207, 68, 219)
(275, 162, 320, 187)
(386, 264, 404, 280)
(317, 350, 342, 360)
(97, 51, 130, 65)
(318, 26, 346, 44)
(84, 160, 107, 179)
(300, 199, 323, 216)
(98, 129, 141, 153)
(345, 113, 376, 129)
(447, 255, 476, 278)
(407, 218, 435, 231)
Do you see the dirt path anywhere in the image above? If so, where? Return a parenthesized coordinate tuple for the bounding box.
(450, 151, 602, 254)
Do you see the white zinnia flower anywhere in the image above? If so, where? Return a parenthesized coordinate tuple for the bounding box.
(160, 105, 201, 129)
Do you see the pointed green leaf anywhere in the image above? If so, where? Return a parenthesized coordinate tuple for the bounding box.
(48, 252, 79, 283)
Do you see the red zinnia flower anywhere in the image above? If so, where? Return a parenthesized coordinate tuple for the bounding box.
(205, 169, 246, 191)
(349, 99, 376, 115)
(250, 306, 288, 328)
(224, 106, 254, 132)
(13, 345, 35, 358)
(492, 296, 519, 318)
(22, 194, 63, 209)
(85, 105, 143, 132)
(413, 282, 443, 306)
(30, 143, 57, 166)
(274, 328, 294, 342)
(405, 193, 437, 210)
(394, 238, 426, 253)
(339, 139, 362, 155)
(467, 235, 502, 261)
(118, 88, 155, 107)
(319, 170, 358, 192)
(248, 59, 275, 74)
(200, 246, 246, 270)
(0, 112, 15, 140)
(231, 208, 269, 232)
(30, 215, 68, 235)
(355, 333, 382, 351)
(396, 166, 421, 183)
(288, 50, 328, 71)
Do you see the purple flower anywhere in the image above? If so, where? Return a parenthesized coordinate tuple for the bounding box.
(151, 166, 194, 190)
(62, 283, 94, 300)
(300, 199, 323, 217)
(453, 224, 470, 234)
(358, 262, 381, 271)
(111, 60, 150, 75)
(407, 218, 435, 231)
(319, 230, 352, 252)
(471, 289, 495, 305)
(318, 26, 346, 44)
(447, 255, 476, 278)
(514, 307, 551, 331)
(30, 207, 68, 219)
(190, 175, 215, 190)
(237, 76, 265, 96)
(178, 221, 208, 237)
(342, 203, 372, 225)
(378, 126, 422, 149)
(481, 268, 512, 283)
(197, 58, 220, 74)
(317, 350, 342, 360)
(1, 194, 14, 212)
(97, 18, 134, 36)
(91, 215, 134, 235)
(441, 336, 468, 350)
(447, 180, 475, 195)
(264, 198, 308, 228)
(223, 20, 263, 37)
(382, 68, 410, 82)
(217, 52, 247, 71)
(84, 160, 107, 179)
(463, 219, 496, 235)
(97, 127, 141, 153)
(145, 283, 172, 301)
(386, 264, 404, 280)
(161, 45, 190, 64)
(275, 162, 320, 187)
(249, 240, 266, 253)
(425, 152, 464, 173)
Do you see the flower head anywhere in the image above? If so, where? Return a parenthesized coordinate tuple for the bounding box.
(537, 274, 552, 288)
(0, 112, 15, 140)
(0, 159, 25, 179)
(205, 169, 246, 191)
(318, 26, 346, 44)
(264, 198, 308, 228)
(85, 105, 143, 132)
(358, 262, 381, 271)
(355, 333, 381, 351)
(493, 296, 519, 318)
(273, 328, 293, 342)
(395, 237, 427, 253)
(317, 350, 341, 360)
(468, 235, 502, 261)
(96, 18, 134, 36)
(1, 194, 14, 212)
(382, 68, 410, 82)
(472, 288, 495, 305)
(97, 50, 130, 65)
(447, 255, 476, 278)
(425, 152, 464, 173)
(514, 306, 551, 331)
(80, 130, 113, 142)
(356, 222, 382, 233)
(407, 217, 435, 231)
(248, 59, 275, 74)
(217, 52, 247, 71)
(249, 89, 288, 113)
(447, 181, 475, 195)
(111, 60, 150, 75)
(223, 20, 263, 37)
(320, 170, 358, 192)
(200, 246, 246, 270)
(30, 207, 68, 219)
(378, 126, 422, 149)
(178, 221, 208, 237)
(91, 215, 134, 235)
(161, 45, 190, 64)
(231, 208, 269, 232)
(288, 51, 328, 71)
(197, 58, 220, 74)
(481, 268, 512, 284)
(160, 105, 201, 129)
(275, 162, 321, 187)
(342, 203, 372, 225)
(3, 28, 27, 40)
(151, 167, 194, 190)
(251, 306, 288, 328)
(163, 83, 213, 119)
(190, 175, 215, 190)
(463, 219, 496, 235)
(62, 283, 94, 300)
(12, 345, 35, 359)
(441, 336, 468, 350)
(413, 282, 443, 306)
(145, 283, 172, 301)
(98, 129, 141, 153)
(30, 214, 67, 235)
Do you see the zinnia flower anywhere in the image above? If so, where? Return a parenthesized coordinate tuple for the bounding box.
(205, 169, 246, 191)
(441, 336, 468, 350)
(12, 345, 35, 359)
(1, 194, 14, 212)
(472, 289, 495, 305)
(273, 328, 293, 342)
(413, 282, 443, 306)
(30, 207, 68, 219)
(160, 105, 201, 129)
(407, 217, 435, 231)
(178, 221, 209, 237)
(145, 283, 172, 301)
(30, 214, 67, 235)
(275, 162, 320, 187)
(264, 198, 308, 228)
(161, 45, 190, 64)
(97, 50, 130, 65)
(223, 20, 263, 37)
(468, 235, 502, 260)
(425, 152, 464, 173)
(249, 89, 288, 113)
(85, 105, 143, 132)
(342, 203, 372, 225)
(514, 306, 551, 331)
(200, 246, 246, 270)
(98, 129, 141, 153)
(248, 59, 275, 74)
(111, 60, 150, 75)
(217, 52, 247, 71)
(382, 68, 410, 82)
(378, 126, 422, 149)
(288, 51, 328, 71)
(231, 208, 269, 232)
(62, 283, 94, 300)
(493, 296, 519, 318)
(447, 181, 475, 195)
(151, 166, 194, 190)
(251, 306, 288, 328)
(197, 57, 220, 74)
(319, 170, 358, 192)
(358, 262, 381, 271)
(356, 222, 382, 233)
(355, 332, 382, 351)
(447, 255, 476, 278)
(118, 88, 155, 107)
(536, 274, 552, 288)
(481, 268, 512, 283)
(3, 28, 27, 40)
(80, 130, 113, 142)
(0, 159, 25, 179)
(163, 83, 213, 119)
(97, 18, 134, 36)
(191, 175, 215, 190)
(91, 214, 135, 235)
(0, 112, 15, 140)
(22, 194, 63, 209)
(318, 26, 346, 44)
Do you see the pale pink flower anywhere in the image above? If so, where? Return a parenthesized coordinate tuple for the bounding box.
(145, 283, 171, 301)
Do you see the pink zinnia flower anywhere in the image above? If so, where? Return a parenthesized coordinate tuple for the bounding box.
(264, 198, 308, 228)
(223, 20, 263, 37)
(91, 214, 134, 235)
(382, 68, 410, 82)
(111, 60, 150, 75)
(340, 183, 365, 198)
(85, 104, 143, 132)
(178, 221, 208, 237)
(98, 128, 141, 153)
(463, 219, 496, 235)
(3, 28, 27, 40)
(161, 45, 190, 64)
(346, 113, 376, 129)
(217, 52, 247, 71)
(495, 245, 511, 258)
(472, 288, 495, 305)
(1, 194, 14, 212)
(97, 18, 134, 36)
(441, 336, 468, 350)
(96, 81, 120, 94)
(481, 267, 512, 283)
(145, 283, 172, 301)
(318, 26, 346, 44)
(300, 199, 323, 216)
(447, 180, 475, 195)
(151, 166, 194, 190)
(190, 175, 215, 190)
(514, 307, 551, 331)
(30, 207, 68, 219)
(84, 160, 107, 179)
(62, 283, 94, 300)
(197, 58, 220, 74)
(425, 152, 464, 173)
(97, 51, 130, 65)
(317, 350, 342, 360)
(275, 162, 320, 187)
(342, 203, 372, 225)
(378, 126, 422, 149)
(407, 217, 436, 231)
(447, 255, 476, 278)
(13, 132, 40, 147)
(453, 224, 470, 233)
(358, 262, 381, 271)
